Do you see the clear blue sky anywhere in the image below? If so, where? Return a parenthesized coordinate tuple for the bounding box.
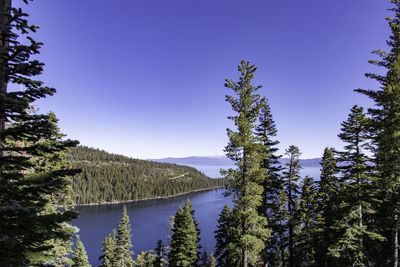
(17, 0, 391, 159)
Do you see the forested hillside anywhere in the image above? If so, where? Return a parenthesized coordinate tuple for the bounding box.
(67, 146, 225, 205)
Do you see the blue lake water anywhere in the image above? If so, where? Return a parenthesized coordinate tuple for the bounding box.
(73, 189, 233, 266)
(72, 166, 321, 265)
(192, 164, 321, 180)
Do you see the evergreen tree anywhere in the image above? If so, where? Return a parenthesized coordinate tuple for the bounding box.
(355, 1, 400, 265)
(0, 1, 80, 265)
(274, 187, 290, 267)
(316, 147, 340, 266)
(208, 251, 216, 267)
(282, 145, 302, 267)
(183, 198, 201, 262)
(222, 60, 269, 267)
(200, 250, 209, 267)
(168, 199, 200, 266)
(293, 176, 321, 267)
(329, 106, 384, 266)
(99, 229, 117, 267)
(72, 239, 91, 267)
(214, 204, 235, 267)
(135, 250, 156, 267)
(154, 239, 168, 267)
(255, 99, 284, 266)
(115, 206, 134, 267)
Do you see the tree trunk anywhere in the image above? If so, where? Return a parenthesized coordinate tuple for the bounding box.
(0, 0, 10, 158)
(243, 249, 248, 267)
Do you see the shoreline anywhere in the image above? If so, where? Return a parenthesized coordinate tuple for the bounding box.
(75, 186, 225, 207)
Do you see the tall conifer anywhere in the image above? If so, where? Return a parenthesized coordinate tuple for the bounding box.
(222, 60, 269, 266)
(154, 239, 168, 267)
(294, 176, 321, 267)
(355, 1, 400, 265)
(0, 1, 80, 264)
(208, 251, 216, 267)
(115, 206, 134, 267)
(168, 199, 200, 266)
(255, 100, 284, 266)
(214, 204, 234, 267)
(99, 229, 117, 267)
(329, 106, 384, 266)
(72, 239, 91, 267)
(282, 145, 302, 267)
(316, 147, 340, 266)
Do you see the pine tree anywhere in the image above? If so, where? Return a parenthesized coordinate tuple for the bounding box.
(316, 147, 340, 266)
(72, 239, 91, 267)
(154, 239, 168, 267)
(274, 187, 290, 267)
(182, 198, 201, 263)
(222, 60, 269, 267)
(282, 145, 302, 267)
(0, 2, 80, 264)
(115, 206, 134, 267)
(200, 250, 209, 267)
(168, 199, 200, 266)
(135, 250, 156, 267)
(255, 99, 284, 266)
(328, 106, 384, 266)
(99, 229, 117, 267)
(214, 204, 234, 267)
(293, 176, 321, 267)
(355, 1, 400, 266)
(208, 251, 216, 267)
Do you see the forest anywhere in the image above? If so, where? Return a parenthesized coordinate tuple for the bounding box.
(67, 146, 225, 205)
(1, 0, 400, 266)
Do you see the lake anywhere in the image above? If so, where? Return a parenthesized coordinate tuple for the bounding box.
(187, 165, 321, 179)
(72, 166, 320, 265)
(73, 189, 232, 266)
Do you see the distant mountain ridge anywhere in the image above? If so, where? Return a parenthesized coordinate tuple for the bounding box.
(150, 156, 322, 168)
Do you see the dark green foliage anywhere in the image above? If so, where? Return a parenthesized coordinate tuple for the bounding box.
(135, 250, 156, 267)
(214, 204, 234, 267)
(115, 206, 134, 267)
(282, 145, 302, 267)
(183, 198, 202, 262)
(356, 1, 400, 265)
(222, 60, 269, 266)
(0, 2, 80, 265)
(329, 106, 384, 266)
(99, 229, 117, 267)
(72, 239, 90, 267)
(208, 251, 216, 267)
(315, 147, 340, 266)
(68, 146, 225, 205)
(154, 239, 168, 267)
(168, 199, 200, 266)
(200, 250, 209, 267)
(255, 99, 285, 266)
(272, 187, 290, 267)
(293, 176, 321, 267)
(100, 208, 134, 267)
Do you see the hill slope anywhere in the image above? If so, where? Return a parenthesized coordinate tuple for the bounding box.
(67, 146, 225, 205)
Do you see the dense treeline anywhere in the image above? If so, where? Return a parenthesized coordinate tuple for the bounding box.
(67, 146, 225, 205)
